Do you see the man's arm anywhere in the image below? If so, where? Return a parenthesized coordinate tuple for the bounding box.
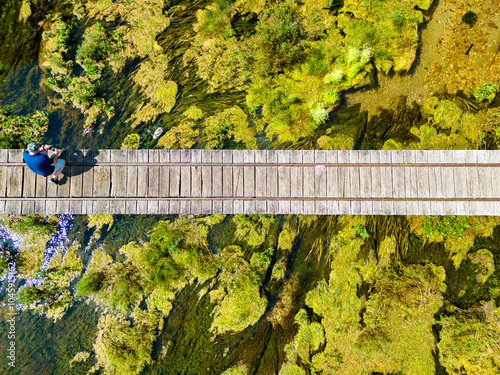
(43, 144, 53, 152)
(51, 148, 59, 166)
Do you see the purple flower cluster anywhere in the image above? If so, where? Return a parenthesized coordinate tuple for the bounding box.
(41, 214, 74, 270)
(24, 215, 74, 287)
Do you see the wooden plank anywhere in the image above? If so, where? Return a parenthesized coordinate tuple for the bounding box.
(315, 151, 327, 214)
(326, 152, 339, 198)
(371, 166, 381, 198)
(350, 200, 361, 215)
(338, 151, 349, 198)
(379, 150, 391, 165)
(22, 166, 36, 197)
(136, 150, 148, 214)
(359, 167, 371, 198)
(80, 150, 95, 214)
(326, 200, 339, 215)
(233, 200, 244, 214)
(180, 164, 191, 197)
(110, 150, 128, 214)
(338, 167, 348, 198)
(190, 200, 201, 215)
(243, 150, 255, 198)
(290, 151, 302, 198)
(0, 149, 8, 162)
(159, 199, 169, 214)
(441, 167, 455, 198)
(466, 167, 480, 199)
(360, 200, 373, 215)
(7, 166, 23, 197)
(380, 166, 393, 198)
(277, 151, 290, 198)
(477, 167, 493, 198)
(255, 200, 266, 214)
(444, 201, 457, 216)
(201, 200, 212, 215)
(492, 167, 500, 199)
(0, 165, 7, 198)
(169, 160, 181, 197)
(55, 161, 70, 214)
(159, 150, 170, 198)
(315, 151, 327, 198)
(391, 150, 404, 165)
(222, 199, 233, 214)
(428, 167, 443, 199)
(5, 200, 22, 215)
(191, 150, 202, 197)
(302, 150, 315, 213)
(404, 166, 418, 198)
(393, 200, 407, 215)
(266, 150, 278, 200)
(431, 201, 445, 216)
(303, 151, 314, 197)
(290, 200, 303, 215)
(94, 149, 110, 163)
(34, 174, 46, 214)
(403, 150, 415, 164)
(244, 200, 256, 214)
(233, 151, 244, 197)
(416, 167, 430, 198)
(201, 150, 212, 198)
(358, 150, 370, 164)
(338, 200, 350, 215)
(418, 200, 432, 216)
(179, 199, 191, 215)
(21, 166, 35, 214)
(453, 167, 467, 198)
(148, 150, 160, 198)
(70, 166, 83, 198)
(93, 165, 111, 197)
(125, 150, 138, 214)
(406, 201, 418, 216)
(349, 167, 360, 198)
(222, 150, 232, 197)
(212, 150, 223, 198)
(8, 149, 23, 163)
(255, 151, 266, 197)
(379, 200, 394, 216)
(392, 167, 405, 198)
(456, 201, 471, 216)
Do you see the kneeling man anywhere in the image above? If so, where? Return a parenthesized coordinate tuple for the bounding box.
(23, 142, 66, 186)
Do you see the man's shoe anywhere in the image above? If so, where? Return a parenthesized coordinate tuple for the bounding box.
(49, 178, 61, 186)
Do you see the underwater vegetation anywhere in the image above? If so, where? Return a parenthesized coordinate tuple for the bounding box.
(1, 0, 500, 374)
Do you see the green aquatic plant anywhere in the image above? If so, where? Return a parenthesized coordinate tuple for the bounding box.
(0, 109, 49, 147)
(75, 272, 107, 295)
(438, 302, 500, 375)
(255, 0, 306, 76)
(310, 101, 329, 125)
(420, 216, 471, 240)
(93, 310, 162, 375)
(462, 11, 478, 27)
(120, 133, 140, 150)
(471, 83, 499, 102)
(76, 22, 121, 80)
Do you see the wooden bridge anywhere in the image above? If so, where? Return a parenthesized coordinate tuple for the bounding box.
(0, 149, 499, 216)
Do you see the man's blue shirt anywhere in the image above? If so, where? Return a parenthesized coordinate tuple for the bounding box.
(23, 151, 55, 177)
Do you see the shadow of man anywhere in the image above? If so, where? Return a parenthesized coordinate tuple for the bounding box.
(58, 149, 99, 186)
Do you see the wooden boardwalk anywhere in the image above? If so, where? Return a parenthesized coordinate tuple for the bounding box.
(0, 149, 499, 216)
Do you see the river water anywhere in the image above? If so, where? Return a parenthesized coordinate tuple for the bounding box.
(0, 0, 499, 374)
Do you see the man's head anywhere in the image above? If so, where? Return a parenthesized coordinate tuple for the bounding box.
(27, 142, 43, 154)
